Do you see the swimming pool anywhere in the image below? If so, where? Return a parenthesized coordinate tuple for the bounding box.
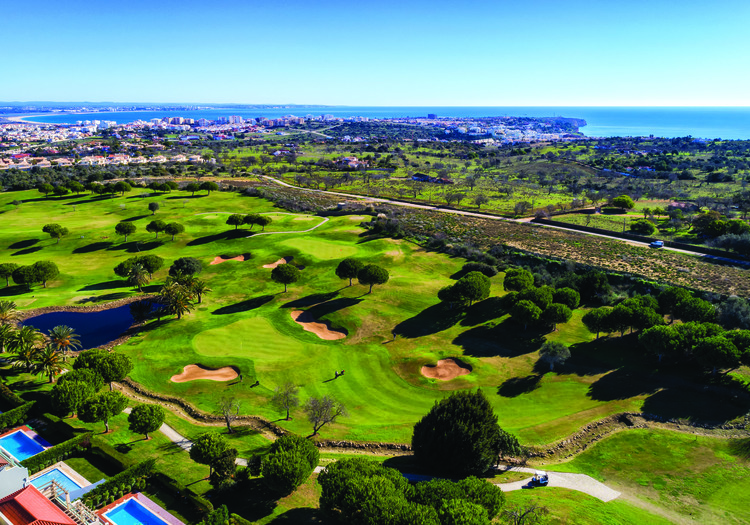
(0, 431, 47, 461)
(103, 499, 169, 525)
(31, 468, 82, 494)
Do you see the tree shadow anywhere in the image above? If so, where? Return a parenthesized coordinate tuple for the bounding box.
(393, 303, 463, 338)
(106, 241, 163, 253)
(641, 387, 750, 423)
(281, 291, 339, 309)
(587, 368, 664, 402)
(211, 479, 277, 522)
(497, 374, 543, 397)
(11, 247, 43, 256)
(460, 297, 507, 327)
(264, 508, 324, 524)
(8, 239, 39, 249)
(78, 280, 131, 292)
(187, 230, 246, 247)
(305, 298, 362, 318)
(72, 241, 113, 254)
(728, 438, 750, 460)
(0, 286, 28, 297)
(453, 318, 545, 358)
(213, 295, 275, 315)
(121, 214, 150, 222)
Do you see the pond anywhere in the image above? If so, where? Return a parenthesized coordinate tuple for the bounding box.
(22, 304, 135, 350)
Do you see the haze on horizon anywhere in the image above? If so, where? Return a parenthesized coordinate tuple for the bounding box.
(5, 0, 749, 107)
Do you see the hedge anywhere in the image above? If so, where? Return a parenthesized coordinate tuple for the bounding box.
(0, 402, 35, 431)
(21, 432, 92, 473)
(82, 459, 155, 508)
(231, 513, 253, 525)
(150, 472, 213, 518)
(0, 382, 25, 409)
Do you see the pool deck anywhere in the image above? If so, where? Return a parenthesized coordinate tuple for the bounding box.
(30, 461, 92, 489)
(98, 493, 185, 525)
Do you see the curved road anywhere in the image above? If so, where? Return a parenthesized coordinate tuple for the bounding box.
(260, 176, 750, 266)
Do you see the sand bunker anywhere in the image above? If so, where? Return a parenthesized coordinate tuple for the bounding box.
(171, 364, 239, 383)
(421, 358, 472, 381)
(263, 256, 293, 269)
(210, 254, 250, 265)
(291, 310, 346, 340)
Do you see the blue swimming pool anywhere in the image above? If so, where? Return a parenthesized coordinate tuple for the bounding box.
(31, 468, 82, 493)
(104, 499, 168, 525)
(0, 431, 47, 461)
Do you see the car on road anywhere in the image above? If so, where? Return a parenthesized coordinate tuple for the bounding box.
(650, 240, 664, 248)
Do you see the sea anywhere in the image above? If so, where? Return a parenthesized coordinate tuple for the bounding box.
(17, 106, 750, 140)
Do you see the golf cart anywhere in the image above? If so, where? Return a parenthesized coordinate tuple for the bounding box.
(531, 471, 549, 486)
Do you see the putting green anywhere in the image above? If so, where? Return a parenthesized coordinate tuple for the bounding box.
(193, 317, 306, 360)
(278, 237, 358, 260)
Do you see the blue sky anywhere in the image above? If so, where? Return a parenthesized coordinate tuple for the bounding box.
(4, 0, 749, 105)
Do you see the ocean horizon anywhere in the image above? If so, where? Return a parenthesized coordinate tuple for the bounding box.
(14, 106, 750, 140)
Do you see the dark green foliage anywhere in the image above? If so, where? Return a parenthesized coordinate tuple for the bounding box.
(114, 255, 164, 278)
(639, 325, 683, 362)
(538, 340, 571, 370)
(718, 296, 750, 330)
(503, 268, 533, 292)
(21, 432, 93, 474)
(61, 364, 104, 392)
(190, 432, 228, 475)
(271, 263, 301, 293)
(115, 221, 136, 241)
(0, 401, 35, 431)
(78, 391, 127, 433)
(12, 265, 39, 289)
(200, 181, 219, 194)
(335, 258, 364, 286)
(438, 499, 489, 525)
(164, 222, 185, 241)
(462, 262, 498, 277)
(209, 448, 238, 489)
(630, 219, 657, 235)
(658, 287, 693, 318)
(127, 403, 165, 439)
(553, 287, 580, 309)
(412, 390, 522, 476)
(51, 380, 95, 417)
(148, 202, 160, 215)
(511, 300, 542, 330)
(582, 307, 610, 339)
(577, 270, 611, 301)
(42, 223, 69, 243)
(146, 219, 167, 238)
(694, 336, 741, 373)
(81, 459, 155, 508)
(0, 381, 25, 407)
(32, 261, 59, 288)
(611, 195, 634, 210)
(358, 264, 390, 293)
(256, 215, 272, 231)
(675, 297, 716, 324)
(411, 477, 504, 519)
(518, 286, 554, 310)
(226, 214, 244, 230)
(261, 434, 319, 495)
(199, 505, 229, 525)
(170, 256, 202, 276)
(0, 263, 19, 287)
(73, 349, 133, 389)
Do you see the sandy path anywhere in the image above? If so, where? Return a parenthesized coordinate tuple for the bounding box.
(421, 358, 471, 380)
(291, 310, 346, 340)
(170, 364, 238, 383)
(493, 466, 621, 502)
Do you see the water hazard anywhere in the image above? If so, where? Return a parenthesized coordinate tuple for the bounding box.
(22, 304, 135, 349)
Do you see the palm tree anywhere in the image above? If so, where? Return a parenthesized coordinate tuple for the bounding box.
(34, 345, 66, 383)
(8, 326, 43, 353)
(128, 263, 149, 292)
(160, 284, 194, 320)
(0, 325, 15, 353)
(190, 279, 212, 304)
(48, 325, 82, 359)
(10, 344, 39, 373)
(0, 301, 19, 326)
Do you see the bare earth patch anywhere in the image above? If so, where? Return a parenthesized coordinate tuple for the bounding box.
(291, 310, 346, 340)
(171, 364, 239, 383)
(210, 254, 250, 265)
(421, 358, 472, 381)
(263, 256, 293, 269)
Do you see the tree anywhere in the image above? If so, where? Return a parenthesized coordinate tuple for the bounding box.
(79, 391, 127, 432)
(542, 303, 572, 331)
(718, 296, 750, 330)
(169, 257, 202, 276)
(412, 390, 522, 477)
(51, 380, 95, 417)
(256, 215, 272, 231)
(0, 263, 19, 287)
(358, 264, 389, 294)
(128, 263, 149, 292)
(639, 325, 683, 363)
(164, 222, 184, 241)
(33, 345, 66, 383)
(261, 434, 320, 495)
(438, 499, 489, 525)
(53, 186, 69, 197)
(127, 403, 165, 439)
(0, 300, 19, 325)
(658, 287, 693, 321)
(138, 254, 164, 278)
(411, 477, 505, 521)
(189, 279, 211, 304)
(216, 396, 241, 433)
(48, 325, 81, 357)
(538, 341, 571, 371)
(518, 286, 554, 310)
(0, 325, 15, 354)
(630, 219, 656, 235)
(185, 182, 200, 196)
(503, 268, 534, 292)
(553, 287, 580, 310)
(304, 395, 347, 435)
(335, 258, 364, 286)
(502, 502, 550, 525)
(32, 261, 59, 288)
(209, 447, 238, 489)
(226, 214, 245, 230)
(271, 382, 300, 420)
(12, 265, 38, 291)
(611, 195, 635, 212)
(453, 271, 491, 306)
(578, 270, 611, 301)
(42, 223, 69, 244)
(113, 181, 131, 196)
(57, 368, 105, 393)
(38, 183, 54, 198)
(511, 300, 542, 330)
(74, 349, 133, 390)
(675, 297, 716, 324)
(159, 282, 195, 319)
(473, 194, 489, 209)
(146, 220, 167, 239)
(115, 221, 137, 242)
(200, 181, 219, 195)
(190, 432, 228, 476)
(694, 336, 740, 374)
(271, 263, 300, 293)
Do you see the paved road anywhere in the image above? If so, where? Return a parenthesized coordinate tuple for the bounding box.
(261, 176, 750, 266)
(492, 466, 621, 502)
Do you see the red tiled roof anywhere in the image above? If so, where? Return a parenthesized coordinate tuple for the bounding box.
(0, 486, 75, 525)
